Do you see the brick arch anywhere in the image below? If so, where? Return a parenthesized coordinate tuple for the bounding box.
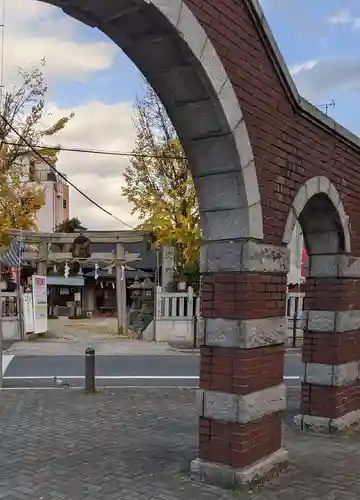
(41, 0, 263, 241)
(40, 0, 360, 251)
(283, 176, 351, 254)
(282, 181, 360, 434)
(36, 0, 360, 490)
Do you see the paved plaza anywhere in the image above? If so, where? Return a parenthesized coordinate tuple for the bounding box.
(4, 316, 179, 356)
(0, 387, 359, 500)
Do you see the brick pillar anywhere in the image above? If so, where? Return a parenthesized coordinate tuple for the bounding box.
(190, 241, 289, 488)
(294, 254, 360, 432)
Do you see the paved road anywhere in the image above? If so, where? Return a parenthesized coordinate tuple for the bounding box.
(1, 352, 302, 388)
(1, 387, 359, 500)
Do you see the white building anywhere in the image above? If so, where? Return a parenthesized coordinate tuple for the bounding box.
(28, 156, 70, 232)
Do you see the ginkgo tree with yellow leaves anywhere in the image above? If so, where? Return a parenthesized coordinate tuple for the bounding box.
(0, 59, 73, 245)
(122, 80, 200, 283)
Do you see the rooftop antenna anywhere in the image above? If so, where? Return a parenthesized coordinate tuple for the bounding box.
(316, 100, 335, 115)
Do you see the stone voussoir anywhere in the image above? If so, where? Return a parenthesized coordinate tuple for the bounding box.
(190, 448, 289, 488)
(204, 317, 287, 348)
(294, 410, 360, 433)
(200, 240, 290, 273)
(302, 361, 359, 386)
(339, 255, 360, 278)
(306, 254, 360, 278)
(304, 310, 360, 333)
(198, 384, 286, 424)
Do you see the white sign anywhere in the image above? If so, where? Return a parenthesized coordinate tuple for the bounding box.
(31, 275, 48, 334)
(161, 246, 175, 290)
(22, 293, 34, 334)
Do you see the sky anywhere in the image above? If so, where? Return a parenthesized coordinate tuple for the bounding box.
(4, 0, 360, 230)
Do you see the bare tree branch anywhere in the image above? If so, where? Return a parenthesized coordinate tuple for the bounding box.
(122, 80, 200, 277)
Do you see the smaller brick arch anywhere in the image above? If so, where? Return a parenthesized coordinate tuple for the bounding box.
(285, 178, 360, 435)
(282, 176, 351, 254)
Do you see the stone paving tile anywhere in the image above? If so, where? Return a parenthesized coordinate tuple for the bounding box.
(5, 317, 180, 356)
(0, 388, 359, 499)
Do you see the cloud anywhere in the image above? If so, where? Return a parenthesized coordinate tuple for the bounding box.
(3, 1, 141, 230)
(44, 100, 139, 230)
(289, 57, 360, 100)
(4, 0, 118, 86)
(328, 10, 352, 25)
(327, 9, 360, 30)
(353, 18, 360, 30)
(290, 60, 319, 77)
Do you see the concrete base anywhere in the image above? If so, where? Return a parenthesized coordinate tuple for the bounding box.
(190, 448, 288, 489)
(294, 410, 360, 433)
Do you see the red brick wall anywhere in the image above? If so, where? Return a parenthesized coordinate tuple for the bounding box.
(200, 345, 283, 394)
(301, 382, 359, 419)
(185, 0, 360, 255)
(302, 331, 360, 365)
(201, 273, 286, 319)
(303, 279, 360, 311)
(199, 413, 282, 468)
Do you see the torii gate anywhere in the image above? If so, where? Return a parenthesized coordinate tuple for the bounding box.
(7, 229, 148, 334)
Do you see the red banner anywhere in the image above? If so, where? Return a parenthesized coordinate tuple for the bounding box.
(301, 246, 308, 278)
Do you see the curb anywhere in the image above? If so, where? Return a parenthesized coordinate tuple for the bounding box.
(167, 343, 200, 354)
(168, 346, 301, 354)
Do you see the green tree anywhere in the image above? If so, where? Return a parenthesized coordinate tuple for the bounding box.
(122, 81, 200, 279)
(0, 59, 73, 245)
(54, 217, 86, 278)
(55, 217, 86, 233)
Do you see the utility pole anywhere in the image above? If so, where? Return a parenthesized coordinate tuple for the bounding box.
(0, 0, 5, 378)
(0, 0, 5, 112)
(16, 232, 24, 340)
(115, 243, 127, 335)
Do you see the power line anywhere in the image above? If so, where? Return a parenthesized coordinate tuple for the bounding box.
(3, 141, 187, 161)
(0, 114, 134, 230)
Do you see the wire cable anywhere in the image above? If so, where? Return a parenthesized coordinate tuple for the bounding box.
(0, 113, 134, 229)
(3, 141, 187, 160)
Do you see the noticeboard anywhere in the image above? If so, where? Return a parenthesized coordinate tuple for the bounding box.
(31, 275, 48, 334)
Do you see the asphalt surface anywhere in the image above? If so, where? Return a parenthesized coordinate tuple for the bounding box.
(3, 387, 360, 500)
(1, 352, 302, 388)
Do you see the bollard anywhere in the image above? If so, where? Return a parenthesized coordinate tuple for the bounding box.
(292, 297, 299, 348)
(85, 347, 96, 393)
